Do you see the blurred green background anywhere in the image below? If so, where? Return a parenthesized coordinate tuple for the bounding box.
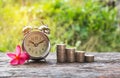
(0, 0, 119, 52)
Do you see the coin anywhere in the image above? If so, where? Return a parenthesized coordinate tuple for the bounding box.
(56, 44, 66, 63)
(85, 55, 94, 62)
(66, 48, 75, 63)
(57, 44, 66, 50)
(75, 51, 85, 63)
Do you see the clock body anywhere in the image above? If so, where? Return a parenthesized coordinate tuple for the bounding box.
(22, 31, 50, 60)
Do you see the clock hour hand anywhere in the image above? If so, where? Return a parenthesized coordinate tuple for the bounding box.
(29, 40, 35, 46)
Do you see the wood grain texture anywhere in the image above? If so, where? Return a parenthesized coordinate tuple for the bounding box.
(0, 52, 120, 78)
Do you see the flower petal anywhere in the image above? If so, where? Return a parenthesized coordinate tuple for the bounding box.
(18, 58, 26, 65)
(7, 53, 16, 59)
(16, 45, 21, 56)
(21, 52, 30, 60)
(10, 59, 19, 65)
(24, 52, 30, 60)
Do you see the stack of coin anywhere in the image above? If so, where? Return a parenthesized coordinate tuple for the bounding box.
(56, 44, 66, 63)
(66, 48, 75, 63)
(75, 51, 85, 63)
(85, 55, 94, 63)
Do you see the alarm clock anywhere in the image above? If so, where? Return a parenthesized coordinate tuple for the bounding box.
(22, 26, 50, 60)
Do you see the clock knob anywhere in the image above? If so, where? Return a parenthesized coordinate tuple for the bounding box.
(38, 25, 50, 34)
(22, 26, 32, 36)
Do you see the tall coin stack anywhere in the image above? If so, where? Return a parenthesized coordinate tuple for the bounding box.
(66, 48, 75, 63)
(56, 44, 66, 63)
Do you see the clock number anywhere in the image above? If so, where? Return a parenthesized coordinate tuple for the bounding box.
(29, 48, 31, 51)
(27, 44, 30, 46)
(31, 37, 34, 41)
(39, 36, 42, 40)
(44, 44, 46, 46)
(35, 36, 38, 40)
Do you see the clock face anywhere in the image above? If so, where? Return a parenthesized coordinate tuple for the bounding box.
(23, 31, 50, 59)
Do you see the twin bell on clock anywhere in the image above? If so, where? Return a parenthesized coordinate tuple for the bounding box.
(22, 25, 50, 61)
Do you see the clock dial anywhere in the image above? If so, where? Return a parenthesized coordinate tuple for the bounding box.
(23, 31, 50, 58)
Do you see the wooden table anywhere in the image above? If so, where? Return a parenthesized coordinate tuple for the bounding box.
(0, 52, 120, 78)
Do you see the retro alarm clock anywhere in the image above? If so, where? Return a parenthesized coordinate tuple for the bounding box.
(22, 25, 50, 60)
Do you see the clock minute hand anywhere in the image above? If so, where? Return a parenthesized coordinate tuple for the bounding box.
(36, 40, 45, 46)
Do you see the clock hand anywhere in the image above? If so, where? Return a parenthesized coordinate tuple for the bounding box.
(29, 40, 36, 46)
(35, 40, 45, 47)
(38, 40, 45, 45)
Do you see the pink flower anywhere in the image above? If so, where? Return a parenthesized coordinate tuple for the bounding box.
(7, 45, 30, 65)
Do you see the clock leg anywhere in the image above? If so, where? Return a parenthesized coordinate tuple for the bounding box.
(27, 60, 29, 63)
(43, 58, 46, 62)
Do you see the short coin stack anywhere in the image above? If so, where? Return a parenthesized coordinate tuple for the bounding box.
(85, 55, 94, 63)
(75, 51, 85, 63)
(56, 44, 94, 63)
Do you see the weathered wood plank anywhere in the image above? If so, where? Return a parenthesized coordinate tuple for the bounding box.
(0, 52, 120, 78)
